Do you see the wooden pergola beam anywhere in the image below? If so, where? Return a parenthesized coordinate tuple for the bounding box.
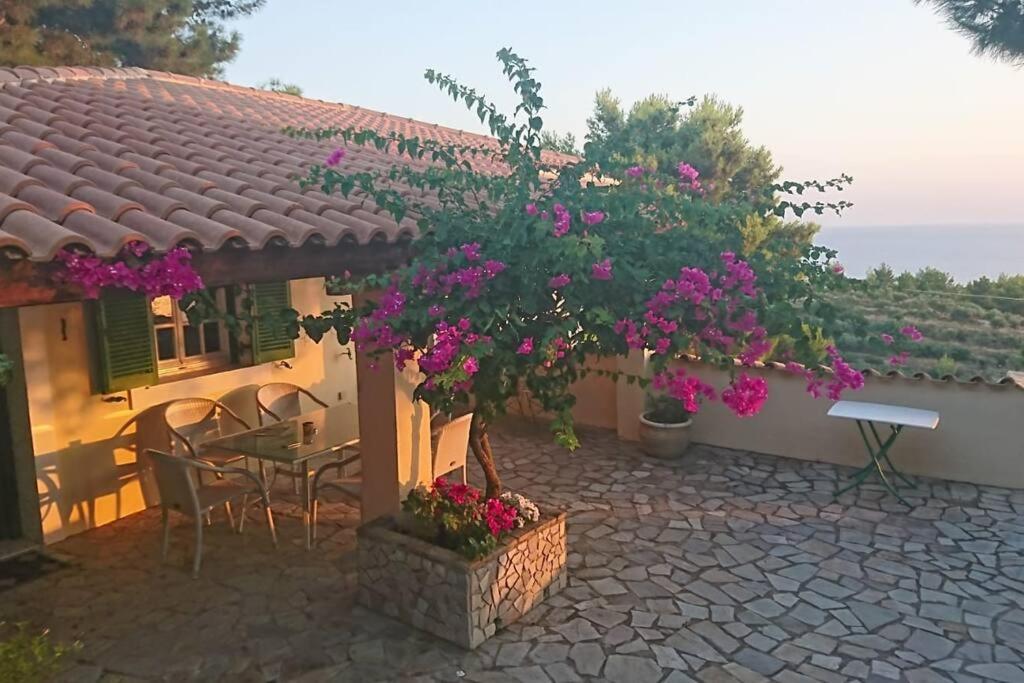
(0, 243, 410, 309)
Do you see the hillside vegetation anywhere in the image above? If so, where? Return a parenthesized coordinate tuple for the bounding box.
(824, 265, 1024, 381)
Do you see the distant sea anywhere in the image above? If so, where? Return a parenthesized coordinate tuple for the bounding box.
(815, 223, 1024, 283)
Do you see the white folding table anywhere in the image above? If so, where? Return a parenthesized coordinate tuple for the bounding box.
(827, 400, 940, 506)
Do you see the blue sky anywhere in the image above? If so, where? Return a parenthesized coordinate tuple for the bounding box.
(224, 1, 1024, 227)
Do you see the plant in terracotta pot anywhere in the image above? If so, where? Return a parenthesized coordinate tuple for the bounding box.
(639, 382, 699, 458)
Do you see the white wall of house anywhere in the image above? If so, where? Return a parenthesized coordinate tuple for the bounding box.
(17, 278, 357, 543)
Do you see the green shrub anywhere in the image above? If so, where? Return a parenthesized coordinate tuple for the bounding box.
(0, 623, 76, 683)
(933, 355, 957, 377)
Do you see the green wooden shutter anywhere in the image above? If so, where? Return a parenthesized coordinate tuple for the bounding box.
(251, 281, 295, 364)
(92, 291, 158, 393)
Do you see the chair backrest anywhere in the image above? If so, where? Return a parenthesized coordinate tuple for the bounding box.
(432, 413, 473, 478)
(164, 398, 251, 458)
(147, 450, 200, 517)
(257, 383, 327, 424)
(218, 384, 261, 430)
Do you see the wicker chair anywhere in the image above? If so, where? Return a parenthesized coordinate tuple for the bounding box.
(256, 383, 356, 495)
(163, 398, 255, 486)
(149, 450, 276, 577)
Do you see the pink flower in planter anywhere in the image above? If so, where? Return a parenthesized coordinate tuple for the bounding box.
(524, 203, 539, 216)
(591, 259, 613, 281)
(460, 242, 481, 261)
(881, 333, 894, 345)
(428, 304, 445, 318)
(484, 498, 519, 536)
(721, 372, 768, 417)
(548, 273, 571, 288)
(517, 338, 534, 355)
(463, 356, 480, 375)
(832, 263, 845, 275)
(582, 210, 605, 226)
(325, 148, 346, 167)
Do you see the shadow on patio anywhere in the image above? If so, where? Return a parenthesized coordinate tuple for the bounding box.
(3, 419, 1024, 682)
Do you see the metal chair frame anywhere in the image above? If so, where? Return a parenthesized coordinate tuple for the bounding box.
(148, 449, 276, 577)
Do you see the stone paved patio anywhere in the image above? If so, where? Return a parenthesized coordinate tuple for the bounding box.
(3, 420, 1024, 682)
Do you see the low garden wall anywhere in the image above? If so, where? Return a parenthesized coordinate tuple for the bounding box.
(513, 356, 1024, 489)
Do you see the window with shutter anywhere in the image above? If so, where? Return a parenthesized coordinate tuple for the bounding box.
(251, 282, 295, 364)
(92, 291, 158, 393)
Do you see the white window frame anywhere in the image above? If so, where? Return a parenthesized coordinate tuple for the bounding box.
(151, 288, 232, 378)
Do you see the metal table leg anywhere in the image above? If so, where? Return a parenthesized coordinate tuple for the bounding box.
(835, 420, 913, 506)
(300, 460, 312, 550)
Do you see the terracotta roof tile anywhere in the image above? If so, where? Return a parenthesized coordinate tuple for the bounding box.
(120, 185, 185, 219)
(16, 185, 93, 222)
(121, 210, 199, 251)
(0, 66, 576, 261)
(62, 210, 142, 257)
(28, 164, 92, 194)
(0, 167, 42, 196)
(71, 186, 143, 221)
(0, 208, 82, 259)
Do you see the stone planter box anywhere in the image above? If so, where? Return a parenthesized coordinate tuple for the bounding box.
(356, 508, 567, 649)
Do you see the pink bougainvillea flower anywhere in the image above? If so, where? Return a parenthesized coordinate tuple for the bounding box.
(428, 304, 445, 318)
(625, 165, 645, 178)
(721, 372, 768, 417)
(462, 356, 480, 375)
(591, 259, 613, 281)
(524, 203, 539, 216)
(881, 333, 894, 345)
(552, 203, 572, 237)
(651, 368, 716, 413)
(548, 273, 571, 288)
(516, 338, 534, 355)
(832, 263, 845, 275)
(460, 242, 481, 261)
(677, 161, 702, 191)
(325, 148, 346, 167)
(484, 498, 519, 536)
(582, 210, 605, 226)
(889, 352, 910, 367)
(901, 325, 924, 342)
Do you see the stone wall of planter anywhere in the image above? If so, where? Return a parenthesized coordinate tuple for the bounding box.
(357, 509, 567, 649)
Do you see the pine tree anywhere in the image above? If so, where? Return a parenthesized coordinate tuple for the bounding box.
(0, 0, 266, 77)
(917, 0, 1024, 66)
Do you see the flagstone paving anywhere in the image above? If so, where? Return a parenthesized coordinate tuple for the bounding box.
(3, 420, 1024, 682)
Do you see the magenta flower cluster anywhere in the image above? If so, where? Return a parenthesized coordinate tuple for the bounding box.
(325, 148, 346, 167)
(615, 252, 763, 360)
(552, 203, 572, 237)
(677, 162, 703, 193)
(625, 165, 646, 178)
(721, 372, 769, 417)
(651, 368, 716, 413)
(412, 243, 507, 300)
(590, 259, 614, 281)
(790, 345, 866, 400)
(54, 242, 204, 300)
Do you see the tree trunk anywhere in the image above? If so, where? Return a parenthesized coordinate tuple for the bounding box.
(469, 414, 502, 498)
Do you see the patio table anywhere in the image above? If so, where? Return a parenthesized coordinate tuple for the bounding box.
(828, 400, 939, 506)
(202, 404, 359, 549)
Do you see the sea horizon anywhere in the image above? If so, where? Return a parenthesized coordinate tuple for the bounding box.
(815, 222, 1024, 282)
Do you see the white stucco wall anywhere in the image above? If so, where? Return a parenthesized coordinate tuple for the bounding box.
(18, 278, 357, 543)
(555, 357, 1024, 490)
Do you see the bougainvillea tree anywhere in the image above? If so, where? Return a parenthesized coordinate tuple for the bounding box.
(287, 49, 867, 497)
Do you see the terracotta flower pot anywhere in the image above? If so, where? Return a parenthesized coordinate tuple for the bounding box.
(638, 411, 693, 458)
